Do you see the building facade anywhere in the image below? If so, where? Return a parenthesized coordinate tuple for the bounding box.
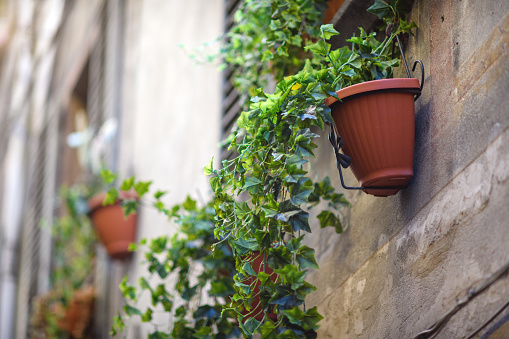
(0, 0, 508, 338)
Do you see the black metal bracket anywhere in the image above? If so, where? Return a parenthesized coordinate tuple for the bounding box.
(327, 124, 409, 191)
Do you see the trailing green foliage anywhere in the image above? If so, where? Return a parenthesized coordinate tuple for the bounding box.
(110, 0, 415, 337)
(30, 185, 97, 337)
(209, 1, 415, 337)
(110, 187, 240, 338)
(222, 0, 329, 98)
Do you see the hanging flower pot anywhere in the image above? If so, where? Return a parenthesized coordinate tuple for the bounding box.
(57, 286, 95, 338)
(325, 78, 421, 197)
(240, 251, 278, 322)
(88, 191, 137, 259)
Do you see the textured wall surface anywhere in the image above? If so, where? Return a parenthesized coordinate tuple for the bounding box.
(115, 0, 225, 337)
(307, 0, 509, 337)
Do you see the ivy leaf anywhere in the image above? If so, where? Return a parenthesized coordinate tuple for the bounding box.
(235, 280, 251, 295)
(330, 193, 349, 207)
(269, 285, 299, 310)
(346, 53, 362, 69)
(282, 306, 323, 331)
(122, 200, 137, 217)
(320, 24, 339, 40)
(103, 188, 118, 206)
(261, 49, 273, 61)
(194, 305, 220, 320)
(134, 181, 152, 197)
(282, 306, 305, 326)
(276, 209, 301, 222)
(321, 105, 334, 125)
(286, 154, 308, 167)
(161, 297, 172, 312)
(399, 18, 418, 35)
(231, 238, 259, 255)
(243, 176, 262, 190)
(285, 165, 307, 183)
(277, 45, 289, 56)
(194, 326, 212, 339)
(289, 179, 313, 206)
(182, 196, 196, 211)
(244, 318, 261, 335)
(203, 157, 214, 175)
(260, 320, 277, 338)
(257, 271, 272, 285)
(124, 304, 142, 316)
(210, 280, 228, 296)
(254, 230, 272, 249)
(367, 0, 392, 19)
(182, 284, 198, 301)
(141, 308, 153, 322)
(148, 237, 167, 253)
(268, 245, 292, 269)
(237, 111, 250, 129)
(242, 262, 257, 276)
(149, 332, 170, 339)
(286, 236, 303, 253)
(153, 190, 167, 199)
(101, 169, 117, 184)
(120, 176, 135, 191)
(153, 284, 167, 299)
(119, 276, 136, 300)
(295, 141, 317, 158)
(272, 151, 284, 161)
(209, 176, 221, 192)
(175, 305, 186, 317)
(288, 211, 310, 233)
(317, 210, 343, 233)
(296, 246, 319, 269)
(156, 263, 169, 279)
(304, 40, 329, 56)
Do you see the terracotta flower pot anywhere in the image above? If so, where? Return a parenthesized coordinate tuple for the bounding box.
(57, 286, 95, 338)
(88, 192, 137, 259)
(325, 78, 421, 197)
(240, 251, 277, 322)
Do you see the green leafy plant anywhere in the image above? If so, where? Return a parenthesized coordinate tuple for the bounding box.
(110, 0, 416, 337)
(181, 0, 328, 103)
(30, 185, 97, 338)
(222, 0, 329, 97)
(208, 1, 416, 337)
(109, 184, 240, 339)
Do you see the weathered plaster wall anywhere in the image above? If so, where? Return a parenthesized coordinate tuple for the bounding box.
(307, 0, 509, 337)
(114, 0, 224, 336)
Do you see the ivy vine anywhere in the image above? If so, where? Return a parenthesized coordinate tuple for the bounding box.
(110, 0, 415, 338)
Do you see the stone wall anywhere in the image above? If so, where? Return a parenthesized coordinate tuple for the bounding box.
(306, 0, 509, 337)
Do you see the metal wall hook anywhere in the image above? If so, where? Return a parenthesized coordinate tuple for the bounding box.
(395, 34, 412, 78)
(394, 33, 425, 100)
(412, 60, 425, 100)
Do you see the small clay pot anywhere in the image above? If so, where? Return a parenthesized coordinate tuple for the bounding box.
(326, 78, 420, 197)
(88, 192, 137, 259)
(240, 251, 277, 322)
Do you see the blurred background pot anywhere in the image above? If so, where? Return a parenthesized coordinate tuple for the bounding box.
(88, 192, 137, 259)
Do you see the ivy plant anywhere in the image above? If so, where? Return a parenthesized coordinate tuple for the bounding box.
(109, 0, 415, 338)
(223, 0, 329, 97)
(108, 179, 240, 339)
(30, 185, 97, 338)
(209, 1, 415, 337)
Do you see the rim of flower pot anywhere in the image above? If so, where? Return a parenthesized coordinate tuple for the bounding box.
(324, 78, 421, 107)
